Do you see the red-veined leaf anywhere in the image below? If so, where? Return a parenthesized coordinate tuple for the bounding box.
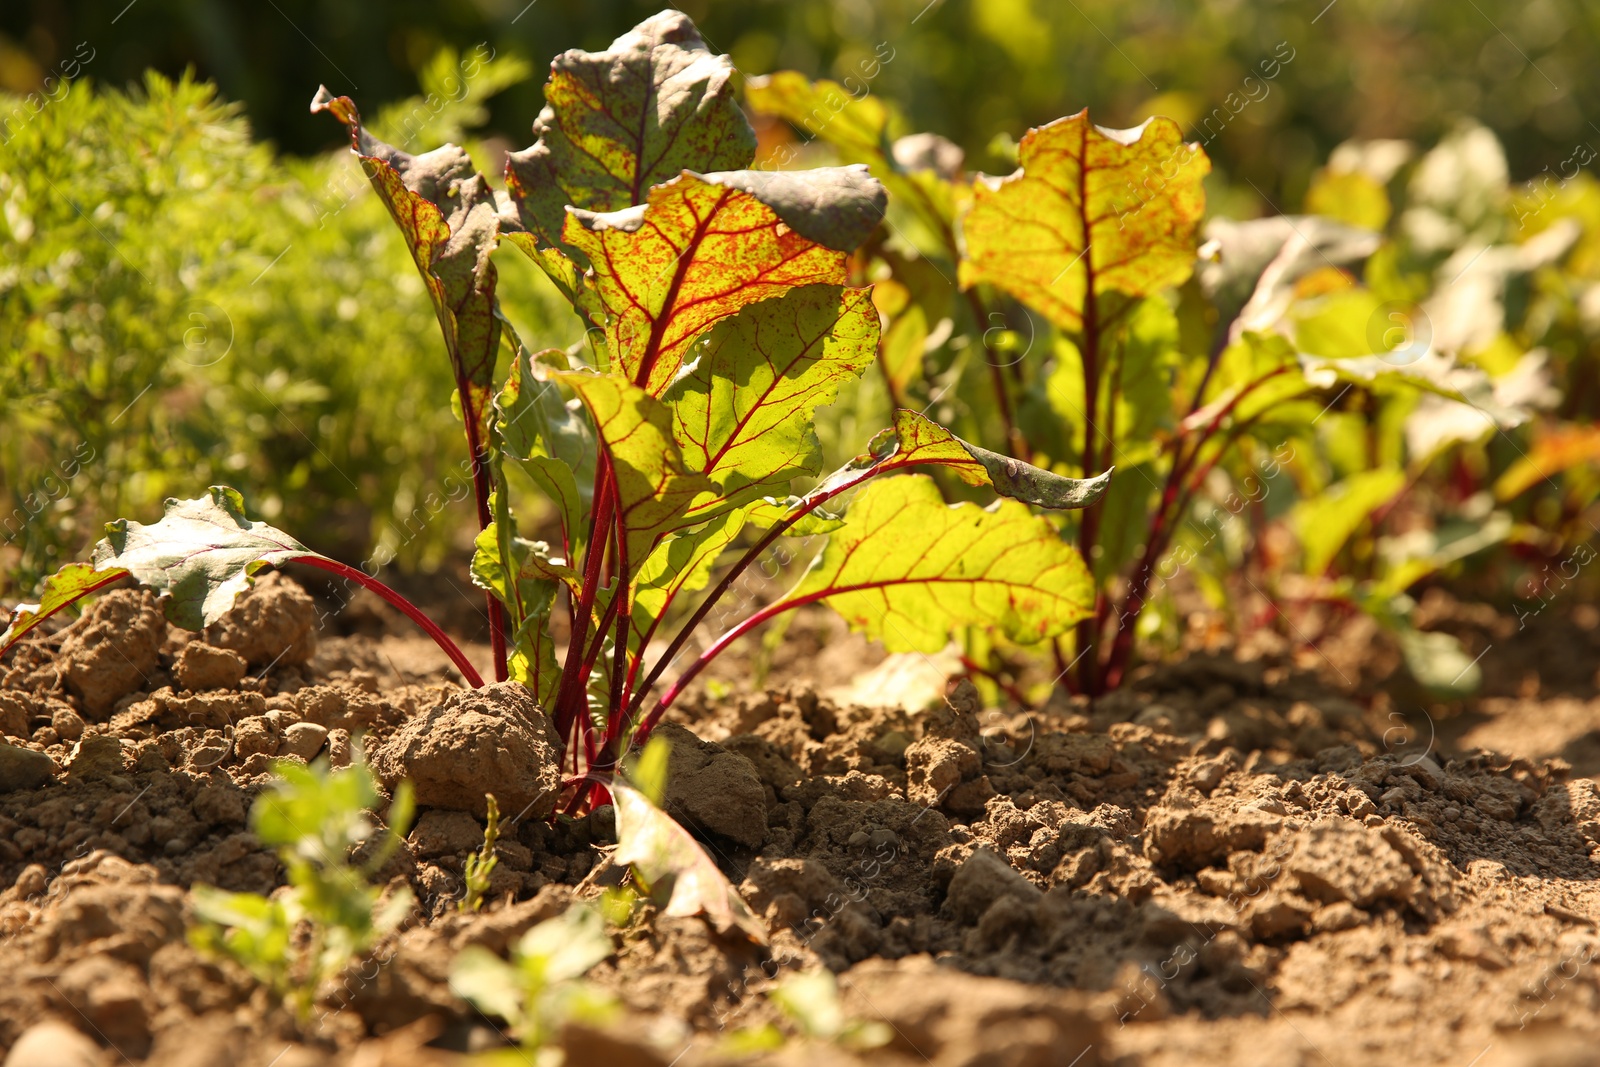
(311, 88, 502, 448)
(783, 474, 1095, 652)
(504, 11, 756, 251)
(958, 111, 1210, 333)
(0, 562, 129, 657)
(666, 284, 879, 524)
(556, 371, 714, 570)
(562, 169, 882, 396)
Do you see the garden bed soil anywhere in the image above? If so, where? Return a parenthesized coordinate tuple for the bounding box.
(0, 576, 1597, 1067)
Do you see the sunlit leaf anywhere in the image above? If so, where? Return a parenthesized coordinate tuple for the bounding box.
(1397, 626, 1482, 698)
(563, 170, 880, 395)
(1305, 169, 1392, 231)
(958, 111, 1210, 333)
(0, 562, 129, 657)
(879, 303, 928, 396)
(557, 372, 714, 568)
(449, 945, 524, 1026)
(504, 11, 756, 251)
(611, 782, 767, 943)
(311, 89, 502, 447)
(631, 507, 750, 654)
(515, 904, 615, 984)
(1493, 424, 1600, 502)
(784, 474, 1095, 651)
(667, 284, 879, 523)
(745, 70, 962, 240)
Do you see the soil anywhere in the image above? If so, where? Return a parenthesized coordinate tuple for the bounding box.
(0, 577, 1597, 1067)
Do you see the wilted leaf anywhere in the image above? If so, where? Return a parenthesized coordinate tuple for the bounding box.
(0, 562, 129, 657)
(959, 111, 1210, 334)
(667, 284, 879, 523)
(504, 11, 756, 251)
(887, 409, 1113, 509)
(611, 782, 767, 943)
(784, 474, 1095, 651)
(563, 171, 874, 395)
(312, 89, 502, 447)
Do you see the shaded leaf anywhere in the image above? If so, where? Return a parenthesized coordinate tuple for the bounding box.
(785, 474, 1095, 651)
(496, 347, 597, 553)
(696, 167, 887, 252)
(612, 782, 767, 943)
(563, 171, 869, 395)
(311, 89, 502, 447)
(958, 112, 1210, 333)
(667, 284, 879, 524)
(92, 487, 314, 631)
(504, 11, 756, 251)
(470, 524, 565, 704)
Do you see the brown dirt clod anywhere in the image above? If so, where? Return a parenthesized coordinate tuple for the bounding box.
(370, 681, 559, 821)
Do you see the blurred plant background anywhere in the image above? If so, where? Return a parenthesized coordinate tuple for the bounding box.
(3, 0, 1598, 631)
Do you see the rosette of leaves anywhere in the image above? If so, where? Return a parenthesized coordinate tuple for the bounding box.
(313, 10, 1110, 790)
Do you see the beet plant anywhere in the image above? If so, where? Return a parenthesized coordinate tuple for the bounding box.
(1, 12, 1107, 811)
(748, 69, 1539, 696)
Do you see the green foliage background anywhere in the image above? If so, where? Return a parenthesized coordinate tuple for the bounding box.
(3, 0, 1598, 599)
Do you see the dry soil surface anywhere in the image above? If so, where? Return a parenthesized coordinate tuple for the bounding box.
(0, 577, 1597, 1067)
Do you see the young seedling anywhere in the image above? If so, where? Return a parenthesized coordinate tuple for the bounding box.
(460, 792, 501, 914)
(725, 969, 891, 1054)
(449, 904, 618, 1059)
(189, 756, 415, 1023)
